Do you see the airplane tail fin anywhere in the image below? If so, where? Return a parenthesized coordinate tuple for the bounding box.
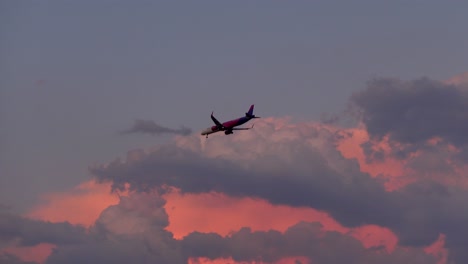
(245, 104, 260, 118)
(247, 105, 254, 115)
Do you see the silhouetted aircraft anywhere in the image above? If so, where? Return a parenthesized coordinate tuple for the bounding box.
(201, 105, 260, 138)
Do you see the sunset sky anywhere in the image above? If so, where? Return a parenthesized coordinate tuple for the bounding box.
(1, 1, 468, 264)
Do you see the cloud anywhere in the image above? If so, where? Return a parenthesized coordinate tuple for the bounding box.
(89, 124, 392, 223)
(89, 116, 468, 263)
(2, 243, 55, 264)
(163, 189, 348, 240)
(121, 119, 192, 136)
(11, 74, 468, 263)
(351, 77, 468, 147)
(26, 181, 122, 228)
(182, 222, 435, 264)
(0, 207, 86, 263)
(444, 71, 468, 86)
(42, 192, 436, 264)
(349, 76, 468, 190)
(0, 253, 39, 264)
(2, 189, 438, 264)
(188, 218, 422, 263)
(0, 209, 87, 248)
(46, 193, 185, 264)
(15, 180, 406, 263)
(349, 77, 468, 171)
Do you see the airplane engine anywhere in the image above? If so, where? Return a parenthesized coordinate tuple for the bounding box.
(225, 130, 233, 135)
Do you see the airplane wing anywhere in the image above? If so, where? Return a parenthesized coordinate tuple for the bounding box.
(210, 112, 224, 129)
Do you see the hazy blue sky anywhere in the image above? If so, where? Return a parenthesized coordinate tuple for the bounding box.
(1, 0, 467, 212)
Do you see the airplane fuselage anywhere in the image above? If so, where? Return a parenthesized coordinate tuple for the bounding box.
(222, 116, 251, 128)
(201, 116, 251, 136)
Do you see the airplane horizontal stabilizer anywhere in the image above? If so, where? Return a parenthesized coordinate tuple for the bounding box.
(232, 124, 254, 130)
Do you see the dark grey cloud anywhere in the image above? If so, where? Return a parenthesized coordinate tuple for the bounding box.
(182, 222, 435, 264)
(0, 253, 39, 264)
(88, 126, 468, 263)
(406, 145, 456, 175)
(350, 76, 468, 188)
(121, 119, 192, 136)
(351, 77, 468, 162)
(46, 234, 185, 264)
(360, 141, 385, 163)
(351, 77, 468, 145)
(0, 209, 87, 248)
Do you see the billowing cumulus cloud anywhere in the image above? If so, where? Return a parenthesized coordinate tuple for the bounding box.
(1, 188, 439, 264)
(91, 128, 394, 228)
(41, 192, 436, 264)
(89, 112, 468, 263)
(7, 74, 468, 263)
(45, 194, 185, 264)
(121, 119, 192, 136)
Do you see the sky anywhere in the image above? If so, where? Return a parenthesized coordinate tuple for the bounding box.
(1, 1, 468, 264)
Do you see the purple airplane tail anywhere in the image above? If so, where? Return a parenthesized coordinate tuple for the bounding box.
(245, 104, 259, 118)
(247, 104, 254, 115)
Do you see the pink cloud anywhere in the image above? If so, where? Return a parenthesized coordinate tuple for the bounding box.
(444, 71, 468, 85)
(26, 180, 124, 227)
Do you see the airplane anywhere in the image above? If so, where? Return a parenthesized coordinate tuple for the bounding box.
(201, 104, 260, 138)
